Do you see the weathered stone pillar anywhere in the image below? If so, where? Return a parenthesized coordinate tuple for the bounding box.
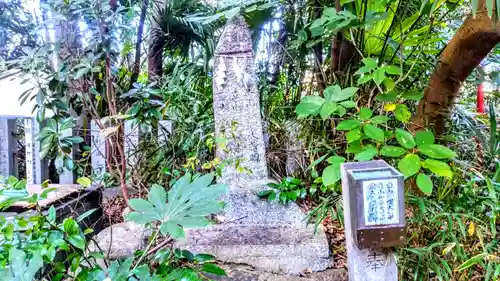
(24, 118, 47, 184)
(285, 120, 306, 176)
(0, 118, 15, 178)
(184, 16, 331, 275)
(91, 120, 106, 174)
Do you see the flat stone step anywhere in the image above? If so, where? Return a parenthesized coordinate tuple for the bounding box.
(205, 264, 347, 281)
(181, 224, 332, 275)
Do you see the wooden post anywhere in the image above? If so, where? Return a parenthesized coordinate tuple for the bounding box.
(341, 161, 402, 281)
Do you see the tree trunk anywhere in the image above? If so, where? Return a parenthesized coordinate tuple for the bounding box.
(130, 0, 149, 85)
(312, 3, 325, 92)
(414, 0, 500, 134)
(148, 0, 165, 82)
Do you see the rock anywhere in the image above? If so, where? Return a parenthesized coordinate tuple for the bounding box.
(203, 264, 347, 281)
(88, 222, 152, 259)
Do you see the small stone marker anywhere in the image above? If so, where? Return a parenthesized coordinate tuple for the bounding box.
(91, 120, 106, 174)
(341, 160, 406, 281)
(124, 120, 141, 167)
(59, 123, 75, 184)
(0, 118, 15, 178)
(24, 118, 47, 184)
(158, 120, 173, 145)
(183, 16, 331, 275)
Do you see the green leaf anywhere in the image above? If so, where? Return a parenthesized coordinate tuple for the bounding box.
(63, 218, 80, 235)
(357, 74, 373, 85)
(418, 144, 457, 159)
(325, 85, 358, 102)
(355, 66, 372, 75)
(160, 222, 186, 239)
(336, 119, 360, 130)
(423, 159, 453, 177)
(67, 235, 85, 250)
(394, 104, 411, 123)
(402, 90, 424, 101)
(457, 253, 488, 271)
(383, 78, 395, 91)
(354, 147, 378, 161)
(383, 65, 402, 75)
(346, 128, 362, 143)
(375, 91, 398, 102)
(380, 146, 406, 157)
(76, 177, 92, 187)
(71, 255, 81, 272)
(149, 184, 167, 212)
(340, 100, 356, 108)
(64, 136, 84, 144)
(362, 57, 377, 68)
(128, 173, 226, 237)
(324, 85, 341, 100)
(416, 173, 433, 195)
(337, 105, 347, 117)
(373, 68, 386, 85)
(415, 130, 435, 146)
(346, 141, 363, 154)
(395, 129, 416, 149)
(327, 156, 345, 165)
(76, 208, 98, 222)
(363, 124, 385, 142)
(202, 264, 227, 276)
(370, 115, 389, 124)
(322, 164, 341, 186)
(4, 224, 13, 240)
(195, 254, 216, 263)
(319, 101, 338, 119)
(129, 198, 155, 213)
(398, 154, 421, 178)
(296, 96, 325, 117)
(359, 107, 373, 120)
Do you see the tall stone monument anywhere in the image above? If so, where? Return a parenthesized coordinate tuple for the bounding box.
(184, 16, 331, 275)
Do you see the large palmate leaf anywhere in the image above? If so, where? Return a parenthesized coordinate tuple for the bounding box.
(126, 173, 226, 239)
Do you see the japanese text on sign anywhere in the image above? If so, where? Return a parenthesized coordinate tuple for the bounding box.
(363, 179, 399, 225)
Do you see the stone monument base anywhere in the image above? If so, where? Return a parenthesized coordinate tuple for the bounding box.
(181, 189, 332, 275)
(204, 264, 346, 281)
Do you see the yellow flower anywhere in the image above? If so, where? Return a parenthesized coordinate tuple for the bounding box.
(384, 103, 396, 112)
(468, 222, 475, 237)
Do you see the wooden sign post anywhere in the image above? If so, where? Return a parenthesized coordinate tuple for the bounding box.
(341, 160, 406, 281)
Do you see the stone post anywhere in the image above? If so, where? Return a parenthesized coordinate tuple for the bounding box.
(341, 161, 399, 281)
(183, 16, 331, 275)
(59, 122, 76, 184)
(124, 121, 141, 167)
(24, 118, 47, 184)
(91, 120, 106, 174)
(0, 118, 15, 178)
(158, 120, 173, 145)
